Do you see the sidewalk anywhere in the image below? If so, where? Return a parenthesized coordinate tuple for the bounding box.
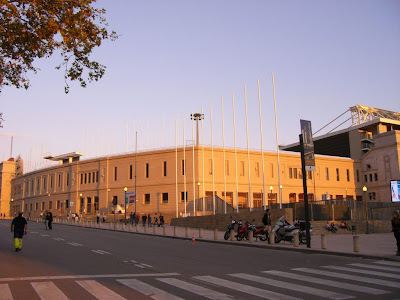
(55, 220, 400, 262)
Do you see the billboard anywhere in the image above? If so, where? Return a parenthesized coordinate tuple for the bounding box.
(391, 180, 400, 203)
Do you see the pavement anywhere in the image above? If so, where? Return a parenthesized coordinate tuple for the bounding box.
(49, 219, 400, 262)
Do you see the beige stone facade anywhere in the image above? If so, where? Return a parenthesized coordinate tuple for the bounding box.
(3, 146, 365, 219)
(0, 160, 16, 217)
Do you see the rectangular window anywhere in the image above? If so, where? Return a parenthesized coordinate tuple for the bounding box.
(181, 191, 188, 202)
(364, 174, 368, 182)
(255, 162, 260, 177)
(88, 172, 91, 184)
(356, 170, 360, 182)
(293, 168, 298, 179)
(326, 167, 329, 181)
(208, 159, 212, 175)
(308, 171, 313, 180)
(369, 174, 373, 182)
(336, 168, 340, 181)
(225, 160, 229, 176)
(58, 174, 61, 187)
(94, 197, 99, 211)
(67, 173, 70, 186)
(37, 178, 40, 192)
(65, 200, 69, 209)
(56, 200, 60, 210)
(270, 163, 274, 178)
(92, 172, 95, 183)
(114, 166, 118, 181)
(41, 202, 45, 210)
(145, 163, 149, 178)
(130, 165, 133, 180)
(374, 173, 378, 181)
(96, 171, 99, 183)
(289, 168, 293, 179)
(87, 197, 92, 214)
(80, 174, 83, 185)
(49, 201, 52, 210)
(84, 173, 87, 184)
(346, 169, 350, 182)
(43, 177, 47, 190)
(144, 194, 150, 204)
(162, 193, 168, 203)
(35, 203, 39, 211)
(163, 161, 167, 177)
(240, 161, 245, 176)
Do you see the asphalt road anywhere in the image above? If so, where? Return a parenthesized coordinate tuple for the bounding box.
(1, 219, 399, 300)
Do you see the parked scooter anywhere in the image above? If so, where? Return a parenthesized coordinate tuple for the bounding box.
(224, 218, 237, 240)
(294, 220, 312, 244)
(236, 220, 269, 242)
(272, 216, 299, 243)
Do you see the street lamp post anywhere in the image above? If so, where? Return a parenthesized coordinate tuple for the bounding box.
(269, 186, 273, 206)
(124, 187, 128, 224)
(363, 186, 369, 234)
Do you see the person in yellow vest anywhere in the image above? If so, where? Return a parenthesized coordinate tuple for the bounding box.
(11, 212, 27, 252)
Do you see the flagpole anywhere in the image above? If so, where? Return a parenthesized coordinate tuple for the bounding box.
(183, 116, 187, 217)
(201, 107, 205, 216)
(245, 86, 252, 211)
(272, 72, 282, 208)
(191, 112, 196, 216)
(232, 92, 239, 213)
(221, 97, 227, 214)
(258, 79, 266, 208)
(175, 119, 178, 218)
(210, 102, 215, 215)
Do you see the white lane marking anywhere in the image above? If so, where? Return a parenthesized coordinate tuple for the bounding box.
(130, 260, 137, 263)
(140, 263, 153, 268)
(195, 275, 300, 300)
(68, 242, 83, 247)
(158, 277, 234, 300)
(30, 231, 38, 234)
(40, 234, 49, 237)
(0, 273, 180, 282)
(263, 270, 387, 295)
(134, 264, 145, 269)
(323, 265, 400, 279)
(294, 268, 400, 288)
(77, 280, 126, 300)
(0, 284, 13, 300)
(373, 260, 400, 267)
(230, 273, 353, 300)
(91, 250, 110, 255)
(347, 263, 400, 273)
(53, 238, 64, 241)
(31, 281, 69, 300)
(117, 278, 184, 300)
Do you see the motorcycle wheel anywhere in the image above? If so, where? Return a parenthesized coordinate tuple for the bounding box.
(237, 232, 245, 241)
(274, 235, 281, 243)
(259, 233, 267, 241)
(224, 231, 230, 240)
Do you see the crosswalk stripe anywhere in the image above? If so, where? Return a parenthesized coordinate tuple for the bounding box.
(322, 265, 400, 280)
(373, 260, 400, 267)
(347, 263, 400, 273)
(76, 280, 126, 300)
(230, 273, 353, 300)
(0, 284, 13, 300)
(294, 268, 400, 288)
(117, 278, 184, 300)
(31, 281, 69, 300)
(263, 270, 387, 295)
(157, 277, 234, 300)
(195, 275, 301, 300)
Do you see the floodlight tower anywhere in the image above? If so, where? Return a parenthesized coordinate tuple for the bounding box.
(190, 113, 204, 146)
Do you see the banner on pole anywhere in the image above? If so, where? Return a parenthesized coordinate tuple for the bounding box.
(125, 191, 136, 204)
(300, 119, 316, 171)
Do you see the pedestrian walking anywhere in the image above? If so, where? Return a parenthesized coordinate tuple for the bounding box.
(142, 214, 147, 227)
(44, 211, 49, 230)
(392, 211, 400, 256)
(154, 213, 159, 227)
(11, 211, 27, 252)
(147, 213, 152, 227)
(159, 214, 164, 227)
(48, 212, 53, 230)
(96, 211, 100, 224)
(130, 212, 134, 225)
(135, 214, 140, 225)
(262, 208, 271, 232)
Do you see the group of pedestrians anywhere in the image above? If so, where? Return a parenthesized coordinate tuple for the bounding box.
(43, 211, 53, 230)
(138, 213, 164, 227)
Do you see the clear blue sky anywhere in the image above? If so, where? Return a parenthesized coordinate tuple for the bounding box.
(1, 0, 399, 171)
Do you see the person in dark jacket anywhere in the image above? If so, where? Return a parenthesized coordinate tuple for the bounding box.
(392, 211, 400, 256)
(262, 209, 271, 232)
(11, 212, 27, 252)
(48, 212, 53, 230)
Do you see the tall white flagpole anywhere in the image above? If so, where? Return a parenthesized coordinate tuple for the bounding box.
(183, 116, 187, 217)
(258, 79, 266, 209)
(210, 102, 215, 215)
(175, 119, 178, 218)
(245, 86, 252, 211)
(201, 107, 205, 216)
(272, 72, 282, 208)
(232, 92, 239, 212)
(192, 113, 196, 216)
(221, 96, 227, 214)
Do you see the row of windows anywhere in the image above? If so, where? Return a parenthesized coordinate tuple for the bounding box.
(325, 168, 351, 182)
(24, 199, 70, 212)
(80, 171, 99, 185)
(364, 173, 378, 183)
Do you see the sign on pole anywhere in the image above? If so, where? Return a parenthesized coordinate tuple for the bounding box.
(300, 119, 315, 171)
(125, 191, 136, 205)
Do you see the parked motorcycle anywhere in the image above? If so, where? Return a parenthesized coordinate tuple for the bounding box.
(272, 216, 299, 243)
(295, 220, 312, 244)
(236, 220, 269, 242)
(224, 218, 237, 240)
